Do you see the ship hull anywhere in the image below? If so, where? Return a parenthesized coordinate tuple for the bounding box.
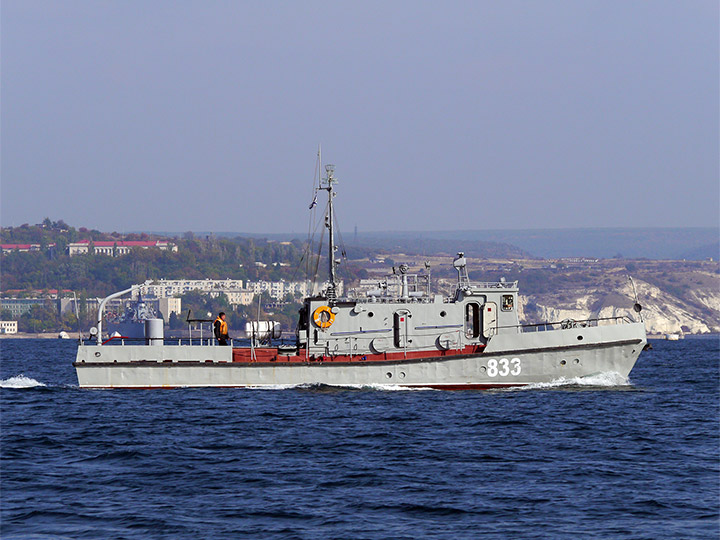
(74, 322, 646, 389)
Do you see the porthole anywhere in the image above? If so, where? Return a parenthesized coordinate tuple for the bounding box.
(94, 352, 101, 357)
(368, 312, 374, 318)
(399, 372, 406, 379)
(577, 335, 583, 341)
(440, 311, 447, 317)
(560, 360, 567, 366)
(386, 372, 393, 379)
(480, 366, 486, 373)
(573, 358, 580, 364)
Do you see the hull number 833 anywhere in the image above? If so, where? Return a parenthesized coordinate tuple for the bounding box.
(486, 358, 521, 377)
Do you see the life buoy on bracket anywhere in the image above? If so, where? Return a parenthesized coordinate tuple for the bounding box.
(313, 306, 335, 329)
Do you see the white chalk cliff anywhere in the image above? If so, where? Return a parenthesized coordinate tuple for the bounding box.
(519, 278, 720, 335)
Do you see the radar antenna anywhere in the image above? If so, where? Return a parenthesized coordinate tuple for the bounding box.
(453, 252, 469, 286)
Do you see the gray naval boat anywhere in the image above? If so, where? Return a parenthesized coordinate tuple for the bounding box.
(74, 164, 647, 389)
(105, 296, 158, 340)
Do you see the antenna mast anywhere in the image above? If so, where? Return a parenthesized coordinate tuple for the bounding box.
(322, 164, 338, 302)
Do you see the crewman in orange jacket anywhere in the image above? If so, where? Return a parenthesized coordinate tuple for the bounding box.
(214, 312, 229, 345)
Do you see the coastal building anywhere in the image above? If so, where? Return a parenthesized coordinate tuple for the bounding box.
(134, 279, 251, 308)
(224, 290, 255, 306)
(130, 278, 341, 307)
(0, 321, 18, 334)
(4, 289, 72, 300)
(58, 297, 101, 315)
(158, 297, 182, 322)
(135, 279, 245, 299)
(1, 243, 56, 254)
(67, 240, 177, 257)
(244, 280, 342, 301)
(0, 298, 49, 317)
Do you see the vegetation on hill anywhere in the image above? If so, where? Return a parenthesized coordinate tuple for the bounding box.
(1, 220, 371, 333)
(3, 220, 718, 335)
(1, 220, 371, 297)
(2, 238, 297, 296)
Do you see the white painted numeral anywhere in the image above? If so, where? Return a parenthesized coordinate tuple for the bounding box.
(487, 359, 498, 377)
(498, 358, 510, 376)
(486, 357, 522, 377)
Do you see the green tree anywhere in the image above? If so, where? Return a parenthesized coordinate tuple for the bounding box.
(18, 304, 60, 333)
(168, 311, 183, 329)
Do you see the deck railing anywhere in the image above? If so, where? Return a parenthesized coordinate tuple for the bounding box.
(490, 315, 636, 336)
(93, 336, 299, 348)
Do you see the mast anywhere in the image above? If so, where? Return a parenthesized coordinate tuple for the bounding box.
(322, 164, 338, 302)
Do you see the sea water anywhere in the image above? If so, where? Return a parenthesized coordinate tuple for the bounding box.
(1, 337, 718, 539)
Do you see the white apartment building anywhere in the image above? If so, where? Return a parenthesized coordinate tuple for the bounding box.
(0, 321, 18, 334)
(158, 297, 182, 321)
(68, 240, 177, 257)
(132, 279, 342, 307)
(135, 279, 245, 299)
(134, 279, 253, 308)
(225, 290, 255, 306)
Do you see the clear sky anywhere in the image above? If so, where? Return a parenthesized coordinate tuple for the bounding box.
(2, 1, 718, 234)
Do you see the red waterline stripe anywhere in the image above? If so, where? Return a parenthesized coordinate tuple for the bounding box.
(79, 383, 527, 391)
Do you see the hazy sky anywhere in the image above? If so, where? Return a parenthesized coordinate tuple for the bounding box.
(2, 1, 718, 234)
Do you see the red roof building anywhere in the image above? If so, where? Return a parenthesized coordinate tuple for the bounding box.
(1, 243, 56, 254)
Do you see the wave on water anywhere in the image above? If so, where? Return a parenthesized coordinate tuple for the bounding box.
(245, 374, 629, 392)
(339, 383, 434, 392)
(0, 374, 47, 389)
(517, 371, 630, 391)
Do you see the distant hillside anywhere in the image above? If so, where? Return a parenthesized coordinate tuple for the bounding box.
(346, 227, 718, 260)
(145, 231, 532, 260)
(156, 227, 718, 260)
(1, 220, 368, 298)
(342, 233, 532, 260)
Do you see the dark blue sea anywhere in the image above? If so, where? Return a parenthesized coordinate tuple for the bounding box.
(1, 338, 718, 539)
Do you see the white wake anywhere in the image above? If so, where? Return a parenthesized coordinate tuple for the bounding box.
(519, 371, 630, 390)
(0, 374, 47, 388)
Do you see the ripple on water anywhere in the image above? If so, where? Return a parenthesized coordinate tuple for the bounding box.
(0, 338, 718, 540)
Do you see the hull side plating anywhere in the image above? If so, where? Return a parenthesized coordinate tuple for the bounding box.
(75, 323, 645, 389)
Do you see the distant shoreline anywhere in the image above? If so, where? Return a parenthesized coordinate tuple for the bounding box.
(1, 332, 83, 340)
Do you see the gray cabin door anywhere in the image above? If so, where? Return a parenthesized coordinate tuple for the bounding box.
(393, 310, 410, 348)
(483, 302, 498, 338)
(465, 302, 480, 339)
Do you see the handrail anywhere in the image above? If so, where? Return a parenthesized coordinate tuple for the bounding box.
(95, 280, 153, 345)
(491, 315, 635, 335)
(90, 336, 253, 347)
(96, 286, 136, 345)
(463, 281, 518, 289)
(102, 335, 130, 345)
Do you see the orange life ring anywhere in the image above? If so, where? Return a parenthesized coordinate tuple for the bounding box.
(312, 305, 335, 329)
